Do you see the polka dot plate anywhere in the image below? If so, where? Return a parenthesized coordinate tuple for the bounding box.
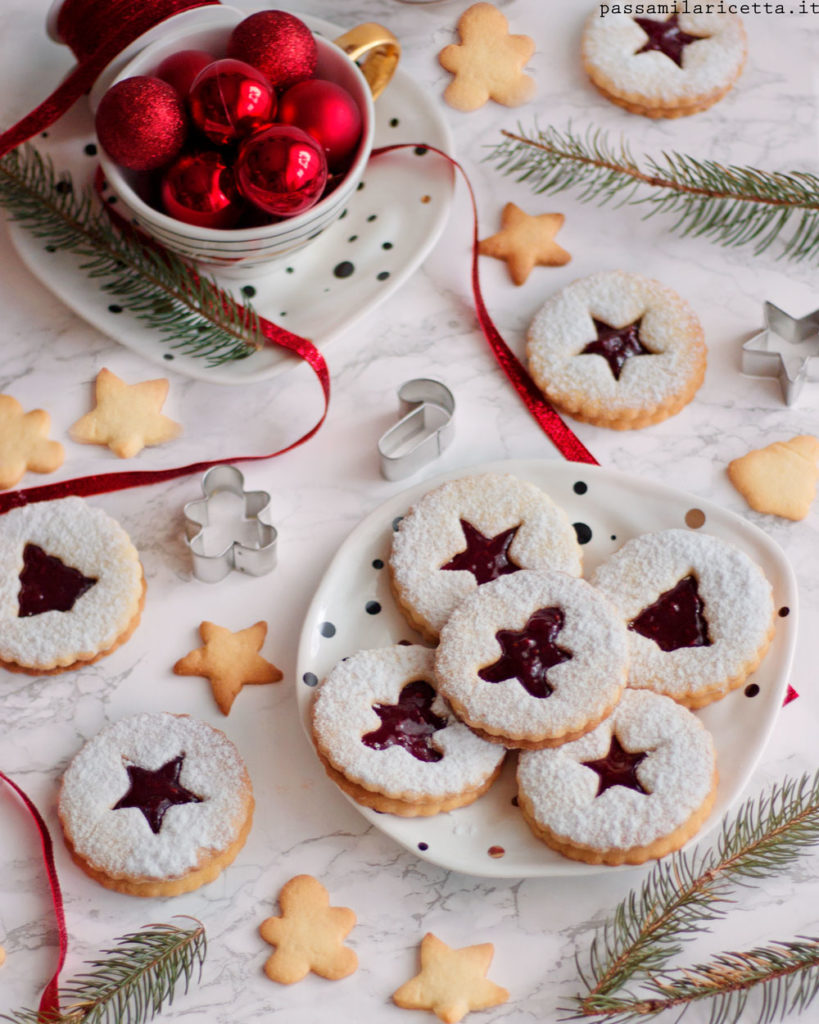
(6, 14, 454, 384)
(296, 458, 798, 877)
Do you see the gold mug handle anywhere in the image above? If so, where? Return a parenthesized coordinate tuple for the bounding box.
(333, 23, 401, 100)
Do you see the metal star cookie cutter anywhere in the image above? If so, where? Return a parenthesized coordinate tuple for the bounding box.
(741, 301, 819, 405)
(183, 465, 277, 583)
(377, 379, 455, 481)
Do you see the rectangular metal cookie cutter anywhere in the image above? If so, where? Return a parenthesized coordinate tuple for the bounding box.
(378, 379, 455, 481)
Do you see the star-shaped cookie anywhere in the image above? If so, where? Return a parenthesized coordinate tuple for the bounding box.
(0, 394, 64, 490)
(173, 620, 283, 715)
(69, 367, 182, 458)
(393, 933, 509, 1024)
(478, 203, 570, 285)
(438, 3, 535, 111)
(259, 874, 357, 984)
(728, 435, 819, 521)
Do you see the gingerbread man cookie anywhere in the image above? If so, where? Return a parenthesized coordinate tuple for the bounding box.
(0, 393, 64, 490)
(479, 204, 570, 285)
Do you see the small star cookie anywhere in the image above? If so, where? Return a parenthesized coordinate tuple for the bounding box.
(478, 203, 570, 285)
(69, 367, 182, 458)
(173, 620, 283, 715)
(393, 933, 509, 1024)
(259, 874, 357, 984)
(438, 3, 535, 112)
(728, 435, 819, 521)
(0, 394, 64, 490)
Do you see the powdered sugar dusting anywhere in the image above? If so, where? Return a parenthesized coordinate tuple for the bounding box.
(311, 645, 505, 800)
(59, 713, 251, 879)
(517, 689, 716, 850)
(435, 571, 628, 743)
(591, 529, 774, 700)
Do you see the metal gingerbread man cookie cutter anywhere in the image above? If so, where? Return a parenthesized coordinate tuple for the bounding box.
(183, 465, 277, 583)
(741, 301, 819, 405)
(377, 379, 455, 480)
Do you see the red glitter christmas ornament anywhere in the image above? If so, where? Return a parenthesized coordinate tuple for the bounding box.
(95, 76, 186, 172)
(189, 59, 277, 146)
(226, 10, 318, 90)
(155, 49, 214, 99)
(235, 125, 327, 217)
(160, 150, 243, 229)
(278, 79, 362, 171)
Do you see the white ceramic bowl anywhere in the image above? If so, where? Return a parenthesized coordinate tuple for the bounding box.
(94, 7, 375, 274)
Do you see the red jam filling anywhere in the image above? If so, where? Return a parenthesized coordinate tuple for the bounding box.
(582, 735, 649, 797)
(362, 679, 447, 763)
(629, 574, 712, 652)
(17, 543, 97, 618)
(112, 754, 203, 834)
(581, 318, 652, 380)
(479, 606, 573, 699)
(441, 520, 521, 585)
(633, 14, 708, 68)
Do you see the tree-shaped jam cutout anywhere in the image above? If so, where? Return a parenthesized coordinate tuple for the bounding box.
(633, 14, 709, 68)
(581, 735, 650, 797)
(17, 543, 97, 618)
(629, 575, 712, 652)
(112, 753, 203, 834)
(441, 520, 521, 584)
(362, 680, 447, 763)
(581, 318, 653, 380)
(478, 607, 573, 699)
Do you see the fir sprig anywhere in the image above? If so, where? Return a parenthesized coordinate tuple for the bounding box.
(0, 918, 207, 1024)
(489, 124, 819, 261)
(0, 145, 263, 365)
(568, 771, 819, 1023)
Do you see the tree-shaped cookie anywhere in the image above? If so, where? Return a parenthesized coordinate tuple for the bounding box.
(438, 3, 535, 112)
(728, 435, 819, 520)
(259, 875, 357, 984)
(478, 203, 571, 285)
(70, 367, 182, 458)
(0, 394, 64, 489)
(393, 932, 508, 1023)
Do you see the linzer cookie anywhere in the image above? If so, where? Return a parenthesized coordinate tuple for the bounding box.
(517, 688, 718, 865)
(311, 644, 505, 816)
(591, 529, 775, 708)
(389, 472, 582, 641)
(581, 8, 747, 118)
(58, 712, 254, 897)
(434, 570, 628, 749)
(526, 271, 706, 429)
(0, 497, 144, 674)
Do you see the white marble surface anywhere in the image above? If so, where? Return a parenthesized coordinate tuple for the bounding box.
(0, 1, 818, 1022)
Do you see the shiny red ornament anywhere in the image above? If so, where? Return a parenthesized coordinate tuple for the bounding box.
(189, 58, 276, 146)
(235, 125, 328, 217)
(278, 79, 362, 171)
(160, 150, 243, 229)
(155, 49, 214, 99)
(226, 10, 317, 90)
(95, 76, 186, 171)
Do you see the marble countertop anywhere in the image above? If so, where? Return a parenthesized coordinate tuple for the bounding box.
(0, 1, 817, 1022)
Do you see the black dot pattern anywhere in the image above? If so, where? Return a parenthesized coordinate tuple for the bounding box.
(365, 601, 381, 615)
(392, 516, 404, 531)
(372, 559, 384, 569)
(417, 842, 428, 851)
(573, 481, 588, 495)
(377, 271, 390, 281)
(84, 143, 97, 156)
(745, 683, 760, 698)
(573, 522, 592, 545)
(303, 672, 318, 687)
(778, 606, 790, 617)
(319, 622, 336, 638)
(108, 304, 123, 314)
(241, 285, 256, 298)
(334, 261, 355, 279)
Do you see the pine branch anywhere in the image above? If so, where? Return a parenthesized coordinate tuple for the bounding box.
(0, 144, 263, 365)
(0, 918, 207, 1024)
(489, 124, 819, 261)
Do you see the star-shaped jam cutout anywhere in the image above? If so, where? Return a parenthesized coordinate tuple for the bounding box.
(478, 606, 573, 699)
(581, 318, 652, 380)
(629, 575, 712, 653)
(17, 543, 97, 618)
(582, 735, 650, 798)
(362, 680, 447, 763)
(633, 14, 709, 68)
(441, 519, 521, 585)
(112, 754, 203, 834)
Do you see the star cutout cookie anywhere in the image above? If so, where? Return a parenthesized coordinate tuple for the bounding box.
(728, 435, 819, 521)
(69, 367, 182, 458)
(0, 394, 64, 490)
(438, 3, 535, 112)
(392, 933, 509, 1024)
(259, 874, 357, 984)
(173, 620, 283, 715)
(478, 203, 570, 285)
